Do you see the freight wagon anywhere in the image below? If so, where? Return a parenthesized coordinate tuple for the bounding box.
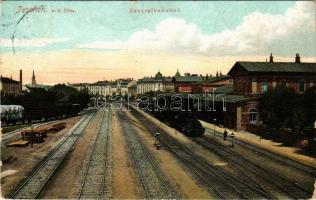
(1, 103, 80, 125)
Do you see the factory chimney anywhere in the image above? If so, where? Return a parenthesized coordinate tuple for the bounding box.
(19, 69, 22, 92)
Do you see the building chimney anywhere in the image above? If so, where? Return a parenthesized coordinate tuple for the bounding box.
(295, 53, 301, 63)
(269, 53, 274, 63)
(19, 69, 22, 92)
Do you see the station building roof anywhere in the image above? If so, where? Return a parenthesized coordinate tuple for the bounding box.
(228, 61, 316, 76)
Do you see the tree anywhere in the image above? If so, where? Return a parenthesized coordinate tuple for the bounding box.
(73, 90, 91, 108)
(258, 86, 299, 131)
(48, 84, 91, 108)
(49, 84, 78, 102)
(302, 86, 316, 127)
(301, 86, 316, 152)
(258, 85, 316, 151)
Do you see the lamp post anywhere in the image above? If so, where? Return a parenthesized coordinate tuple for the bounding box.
(213, 118, 217, 139)
(231, 132, 235, 147)
(154, 131, 160, 149)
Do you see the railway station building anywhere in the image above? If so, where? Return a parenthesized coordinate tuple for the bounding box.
(170, 54, 316, 131)
(137, 70, 213, 94)
(214, 53, 316, 131)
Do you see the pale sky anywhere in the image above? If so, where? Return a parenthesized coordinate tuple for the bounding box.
(0, 1, 315, 85)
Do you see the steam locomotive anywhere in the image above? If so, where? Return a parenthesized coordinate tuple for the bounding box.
(139, 100, 205, 137)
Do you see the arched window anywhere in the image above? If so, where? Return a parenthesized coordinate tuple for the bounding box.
(261, 81, 268, 93)
(299, 80, 305, 92)
(249, 109, 257, 123)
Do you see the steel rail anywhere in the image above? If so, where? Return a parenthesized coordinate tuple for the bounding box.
(11, 113, 94, 199)
(128, 106, 275, 199)
(118, 110, 177, 199)
(77, 108, 112, 199)
(194, 136, 312, 199)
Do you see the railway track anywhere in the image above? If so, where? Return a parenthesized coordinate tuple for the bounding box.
(11, 113, 94, 199)
(1, 117, 77, 144)
(129, 106, 274, 199)
(77, 109, 112, 199)
(118, 110, 178, 199)
(193, 136, 313, 199)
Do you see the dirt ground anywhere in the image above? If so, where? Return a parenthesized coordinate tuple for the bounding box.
(126, 110, 214, 199)
(111, 111, 142, 199)
(39, 112, 102, 199)
(0, 116, 82, 198)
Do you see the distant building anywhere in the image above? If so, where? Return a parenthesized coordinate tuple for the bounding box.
(108, 79, 129, 96)
(137, 70, 216, 94)
(0, 77, 21, 96)
(173, 73, 204, 93)
(31, 69, 36, 85)
(86, 81, 110, 96)
(137, 71, 174, 94)
(127, 80, 137, 95)
(0, 70, 23, 96)
(193, 75, 233, 93)
(118, 79, 129, 95)
(172, 72, 222, 93)
(68, 83, 88, 92)
(69, 78, 131, 96)
(25, 69, 51, 90)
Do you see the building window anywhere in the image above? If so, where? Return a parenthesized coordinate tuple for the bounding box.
(299, 80, 305, 92)
(249, 109, 257, 123)
(261, 81, 268, 93)
(281, 81, 287, 87)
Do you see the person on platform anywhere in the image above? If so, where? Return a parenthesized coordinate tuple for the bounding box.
(223, 129, 228, 141)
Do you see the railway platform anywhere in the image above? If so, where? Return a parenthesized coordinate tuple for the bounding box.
(200, 120, 316, 173)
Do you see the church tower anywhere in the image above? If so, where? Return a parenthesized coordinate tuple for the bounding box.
(31, 69, 36, 85)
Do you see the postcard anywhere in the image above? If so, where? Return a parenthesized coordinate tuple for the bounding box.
(0, 1, 315, 199)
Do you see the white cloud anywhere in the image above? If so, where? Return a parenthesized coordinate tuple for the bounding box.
(78, 2, 315, 55)
(0, 38, 69, 47)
